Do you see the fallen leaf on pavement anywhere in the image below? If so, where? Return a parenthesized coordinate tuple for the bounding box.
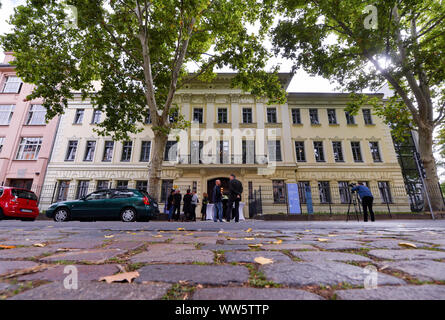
(0, 245, 16, 249)
(304, 230, 311, 232)
(244, 237, 255, 240)
(245, 228, 253, 233)
(33, 243, 46, 247)
(186, 233, 194, 236)
(272, 240, 283, 244)
(104, 235, 114, 238)
(153, 235, 163, 238)
(254, 257, 274, 265)
(99, 271, 139, 284)
(248, 244, 263, 248)
(177, 228, 185, 231)
(398, 242, 417, 249)
(317, 238, 329, 242)
(218, 231, 228, 234)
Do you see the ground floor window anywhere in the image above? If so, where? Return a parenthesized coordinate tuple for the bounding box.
(318, 181, 331, 204)
(297, 181, 311, 204)
(161, 179, 173, 202)
(338, 181, 351, 204)
(56, 181, 70, 202)
(76, 180, 90, 199)
(116, 180, 128, 189)
(136, 180, 148, 191)
(273, 180, 286, 204)
(378, 181, 393, 203)
(96, 180, 109, 190)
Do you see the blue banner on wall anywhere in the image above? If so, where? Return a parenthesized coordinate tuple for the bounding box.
(286, 183, 301, 214)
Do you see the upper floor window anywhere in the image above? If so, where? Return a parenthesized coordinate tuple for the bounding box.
(267, 140, 282, 162)
(242, 108, 253, 124)
(291, 108, 301, 124)
(242, 140, 255, 164)
(84, 140, 96, 161)
(309, 109, 319, 125)
(145, 109, 152, 124)
(332, 141, 344, 162)
(74, 109, 84, 124)
(16, 137, 43, 160)
(217, 108, 228, 124)
(363, 109, 373, 125)
(0, 137, 4, 154)
(267, 108, 277, 123)
(193, 108, 203, 123)
(295, 141, 306, 162)
(164, 141, 178, 161)
(351, 141, 363, 162)
(313, 141, 325, 162)
(191, 140, 204, 164)
(327, 109, 337, 124)
(121, 141, 133, 162)
(140, 141, 151, 162)
(102, 141, 114, 162)
(369, 141, 382, 162)
(26, 105, 47, 125)
(0, 105, 14, 125)
(345, 111, 355, 125)
(65, 140, 78, 161)
(2, 76, 22, 93)
(91, 110, 101, 124)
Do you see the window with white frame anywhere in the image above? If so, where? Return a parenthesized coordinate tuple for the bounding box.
(140, 141, 151, 162)
(84, 141, 96, 161)
(26, 105, 47, 125)
(102, 141, 114, 162)
(267, 140, 282, 162)
(369, 141, 382, 162)
(267, 108, 277, 123)
(2, 76, 22, 93)
(16, 137, 43, 160)
(74, 109, 84, 124)
(121, 141, 133, 162)
(0, 105, 15, 125)
(65, 140, 78, 161)
(91, 109, 101, 124)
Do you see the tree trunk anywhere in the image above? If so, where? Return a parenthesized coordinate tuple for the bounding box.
(417, 126, 445, 212)
(148, 133, 168, 202)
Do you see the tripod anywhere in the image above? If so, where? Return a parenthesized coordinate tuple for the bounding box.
(346, 190, 362, 222)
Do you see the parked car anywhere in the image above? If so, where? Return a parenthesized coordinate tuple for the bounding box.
(46, 188, 159, 222)
(0, 187, 39, 221)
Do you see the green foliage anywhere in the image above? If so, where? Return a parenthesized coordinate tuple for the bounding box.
(1, 0, 285, 141)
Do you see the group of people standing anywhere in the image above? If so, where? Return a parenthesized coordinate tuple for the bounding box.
(165, 174, 244, 223)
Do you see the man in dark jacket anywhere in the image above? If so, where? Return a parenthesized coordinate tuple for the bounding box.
(183, 189, 193, 221)
(172, 189, 182, 221)
(226, 174, 243, 222)
(212, 180, 223, 222)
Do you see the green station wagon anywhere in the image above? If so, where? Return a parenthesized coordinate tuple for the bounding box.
(46, 189, 159, 222)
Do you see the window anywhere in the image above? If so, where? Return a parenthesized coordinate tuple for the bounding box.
(0, 137, 4, 154)
(26, 105, 47, 125)
(74, 109, 84, 124)
(338, 181, 351, 204)
(351, 141, 363, 162)
(65, 140, 78, 161)
(16, 137, 42, 160)
(56, 181, 70, 202)
(345, 111, 355, 125)
(267, 108, 277, 123)
(295, 141, 306, 162)
(2, 76, 22, 93)
(298, 181, 311, 204)
(121, 141, 133, 162)
(0, 105, 14, 125)
(309, 109, 319, 124)
(136, 181, 148, 191)
(145, 110, 151, 124)
(91, 110, 101, 124)
(84, 141, 96, 161)
(217, 108, 228, 123)
(363, 109, 373, 125)
(218, 140, 230, 164)
(267, 140, 282, 162)
(102, 141, 114, 162)
(327, 109, 337, 124)
(378, 181, 393, 203)
(332, 141, 344, 162)
(76, 180, 90, 199)
(116, 180, 128, 189)
(164, 141, 178, 161)
(242, 140, 255, 164)
(140, 141, 151, 162)
(273, 180, 286, 203)
(191, 140, 204, 164)
(242, 108, 252, 124)
(291, 108, 301, 124)
(96, 180, 109, 190)
(193, 108, 203, 123)
(86, 190, 111, 200)
(369, 141, 382, 162)
(161, 180, 173, 202)
(313, 141, 325, 162)
(318, 181, 331, 204)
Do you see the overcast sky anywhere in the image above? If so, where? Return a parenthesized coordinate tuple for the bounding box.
(0, 0, 443, 181)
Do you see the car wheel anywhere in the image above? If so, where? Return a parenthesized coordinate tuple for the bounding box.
(54, 208, 70, 222)
(120, 207, 136, 222)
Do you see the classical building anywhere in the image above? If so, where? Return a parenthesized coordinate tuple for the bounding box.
(0, 52, 60, 196)
(39, 73, 410, 214)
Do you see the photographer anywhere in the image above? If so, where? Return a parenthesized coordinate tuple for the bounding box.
(351, 182, 375, 222)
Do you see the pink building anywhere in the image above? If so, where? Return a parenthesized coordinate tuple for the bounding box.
(0, 52, 60, 197)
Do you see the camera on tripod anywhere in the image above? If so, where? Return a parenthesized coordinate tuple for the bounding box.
(348, 183, 356, 192)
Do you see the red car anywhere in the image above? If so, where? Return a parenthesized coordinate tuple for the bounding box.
(0, 187, 39, 221)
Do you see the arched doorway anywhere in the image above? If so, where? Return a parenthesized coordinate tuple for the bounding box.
(207, 177, 230, 203)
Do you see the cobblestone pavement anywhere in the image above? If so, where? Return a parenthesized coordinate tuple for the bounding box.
(1, 219, 445, 300)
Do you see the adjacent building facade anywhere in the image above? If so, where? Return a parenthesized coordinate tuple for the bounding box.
(0, 52, 60, 196)
(39, 73, 410, 214)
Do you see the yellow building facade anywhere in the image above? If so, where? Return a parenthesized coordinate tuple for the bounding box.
(39, 74, 410, 215)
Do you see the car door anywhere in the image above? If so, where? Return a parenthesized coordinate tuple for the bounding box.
(71, 190, 108, 218)
(105, 190, 132, 218)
